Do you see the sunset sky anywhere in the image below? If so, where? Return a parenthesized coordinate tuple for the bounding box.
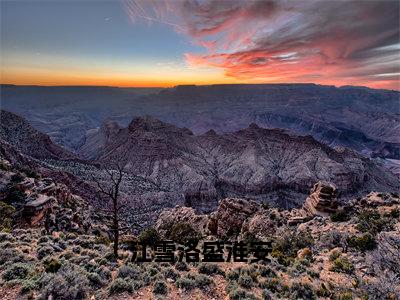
(1, 0, 399, 90)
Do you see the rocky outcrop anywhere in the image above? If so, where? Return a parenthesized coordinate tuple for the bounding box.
(208, 198, 260, 238)
(302, 181, 339, 217)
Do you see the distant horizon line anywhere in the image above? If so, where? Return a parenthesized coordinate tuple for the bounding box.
(1, 82, 399, 92)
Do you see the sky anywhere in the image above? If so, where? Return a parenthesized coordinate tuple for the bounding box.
(1, 0, 399, 89)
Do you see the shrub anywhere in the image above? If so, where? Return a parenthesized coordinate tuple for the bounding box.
(0, 201, 15, 232)
(226, 269, 240, 281)
(259, 266, 277, 278)
(11, 173, 24, 183)
(0, 160, 11, 171)
(4, 187, 25, 205)
(191, 273, 213, 291)
(2, 263, 31, 281)
(0, 248, 24, 265)
(153, 280, 168, 295)
(329, 250, 341, 261)
(40, 265, 89, 300)
(262, 289, 273, 300)
(175, 261, 189, 271)
(198, 263, 225, 276)
(37, 245, 54, 260)
(162, 267, 180, 280)
(389, 208, 399, 219)
(330, 257, 354, 274)
(238, 274, 254, 289)
(43, 258, 62, 273)
(176, 276, 196, 291)
(356, 209, 392, 234)
(87, 272, 104, 287)
(138, 227, 160, 246)
(176, 273, 213, 292)
(0, 232, 15, 242)
(117, 264, 141, 280)
(330, 209, 350, 222)
(290, 282, 316, 300)
(228, 287, 258, 300)
(272, 231, 314, 266)
(258, 278, 282, 293)
(337, 291, 353, 300)
(109, 278, 133, 294)
(348, 233, 376, 252)
(167, 222, 201, 245)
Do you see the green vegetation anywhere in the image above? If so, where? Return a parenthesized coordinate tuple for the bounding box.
(348, 233, 376, 252)
(271, 230, 314, 266)
(0, 201, 15, 232)
(137, 227, 160, 246)
(356, 209, 393, 234)
(167, 222, 201, 245)
(330, 256, 354, 274)
(153, 280, 168, 295)
(198, 262, 225, 276)
(330, 209, 350, 222)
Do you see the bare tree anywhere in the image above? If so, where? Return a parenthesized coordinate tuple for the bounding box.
(91, 161, 125, 258)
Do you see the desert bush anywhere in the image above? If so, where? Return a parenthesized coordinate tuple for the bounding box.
(137, 227, 160, 246)
(4, 187, 25, 205)
(290, 282, 316, 300)
(389, 208, 399, 218)
(2, 262, 32, 281)
(0, 232, 15, 243)
(259, 266, 277, 278)
(39, 265, 89, 300)
(153, 280, 168, 295)
(175, 261, 189, 271)
(117, 264, 141, 280)
(198, 262, 225, 276)
(330, 257, 354, 274)
(228, 285, 258, 300)
(176, 273, 213, 292)
(43, 258, 62, 273)
(162, 267, 180, 280)
(87, 272, 104, 287)
(94, 235, 111, 246)
(95, 265, 112, 281)
(348, 233, 376, 252)
(37, 245, 54, 260)
(167, 222, 201, 245)
(11, 173, 24, 183)
(272, 231, 314, 266)
(238, 274, 254, 289)
(0, 201, 15, 231)
(356, 209, 393, 234)
(336, 291, 353, 300)
(262, 289, 273, 300)
(0, 248, 25, 265)
(329, 250, 341, 261)
(320, 230, 348, 250)
(226, 268, 240, 281)
(109, 278, 133, 294)
(330, 209, 350, 222)
(258, 278, 282, 292)
(191, 273, 213, 291)
(176, 276, 196, 291)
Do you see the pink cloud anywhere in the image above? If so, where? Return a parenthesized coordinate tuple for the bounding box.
(123, 0, 400, 90)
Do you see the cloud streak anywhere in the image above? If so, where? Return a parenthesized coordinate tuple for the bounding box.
(123, 0, 400, 89)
